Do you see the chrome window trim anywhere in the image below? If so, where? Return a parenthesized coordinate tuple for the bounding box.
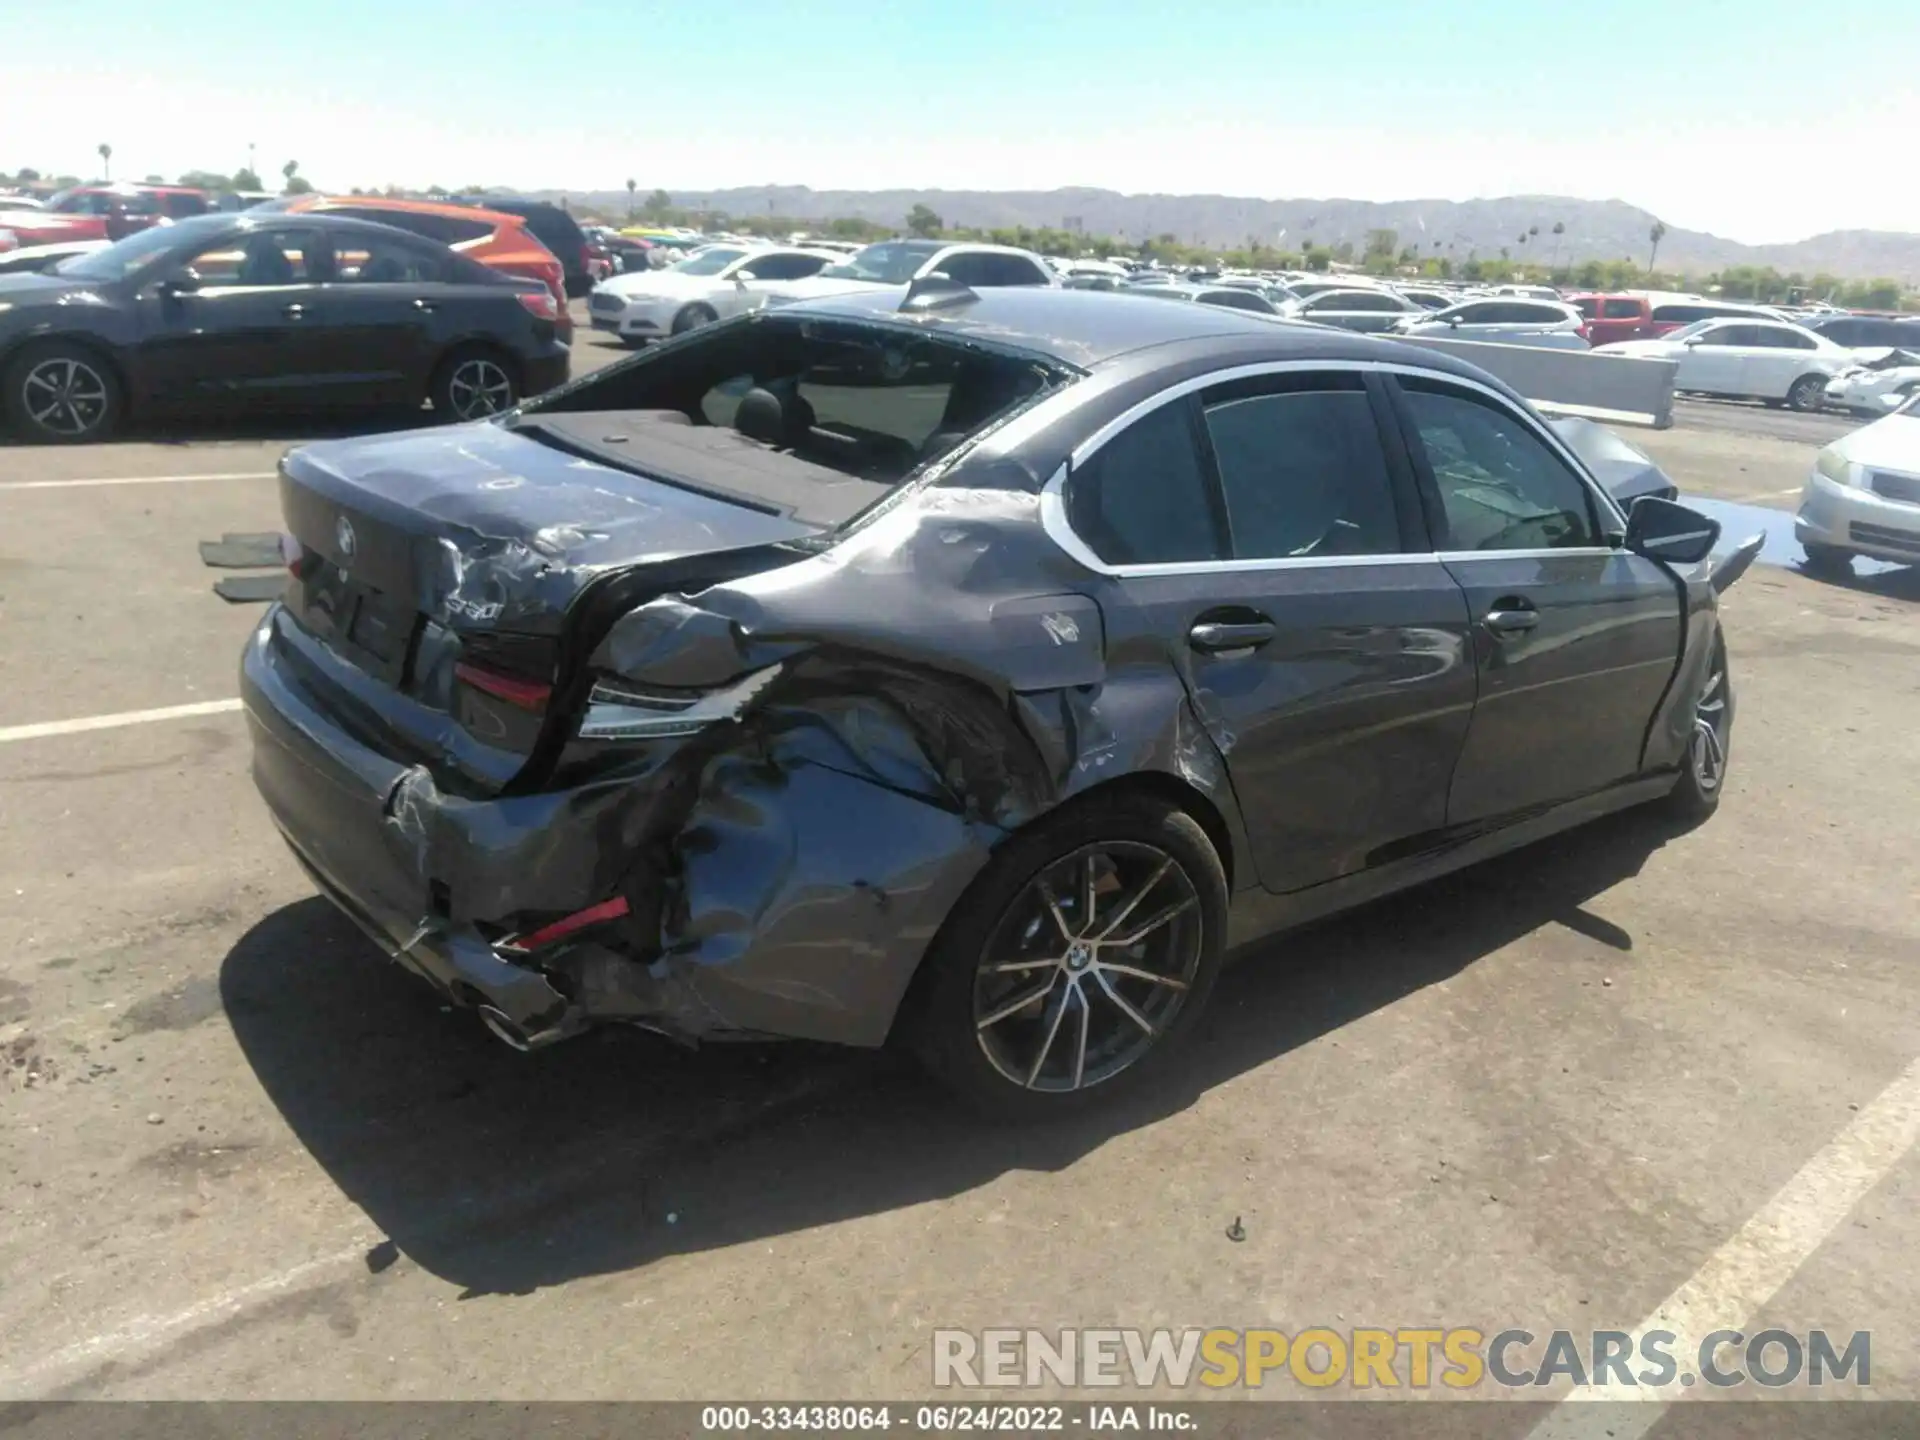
(1046, 358, 1626, 578)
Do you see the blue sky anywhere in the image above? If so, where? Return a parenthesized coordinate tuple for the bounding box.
(4, 0, 1914, 242)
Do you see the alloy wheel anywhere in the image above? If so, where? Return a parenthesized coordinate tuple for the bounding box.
(1690, 665, 1728, 793)
(446, 359, 515, 420)
(22, 357, 110, 437)
(972, 841, 1203, 1093)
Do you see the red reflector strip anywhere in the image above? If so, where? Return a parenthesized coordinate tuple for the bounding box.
(507, 896, 631, 953)
(454, 662, 552, 710)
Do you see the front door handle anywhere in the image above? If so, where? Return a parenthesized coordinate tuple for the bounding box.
(412, 298, 435, 313)
(1189, 620, 1276, 653)
(1484, 598, 1539, 635)
(282, 303, 307, 320)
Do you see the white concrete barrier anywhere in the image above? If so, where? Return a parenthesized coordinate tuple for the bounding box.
(1398, 336, 1679, 428)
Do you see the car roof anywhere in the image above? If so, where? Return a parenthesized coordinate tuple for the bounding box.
(285, 194, 527, 228)
(776, 284, 1509, 376)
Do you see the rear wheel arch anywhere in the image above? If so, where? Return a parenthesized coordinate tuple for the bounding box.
(1063, 770, 1239, 895)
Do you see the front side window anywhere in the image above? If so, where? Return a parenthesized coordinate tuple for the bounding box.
(183, 227, 328, 287)
(1203, 380, 1401, 559)
(1692, 324, 1746, 346)
(670, 246, 749, 277)
(1601, 298, 1643, 319)
(1067, 401, 1223, 565)
(1399, 380, 1600, 552)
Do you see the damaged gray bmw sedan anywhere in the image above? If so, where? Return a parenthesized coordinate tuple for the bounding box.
(242, 282, 1753, 1117)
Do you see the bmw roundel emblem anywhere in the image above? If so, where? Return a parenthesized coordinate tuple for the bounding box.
(335, 515, 357, 559)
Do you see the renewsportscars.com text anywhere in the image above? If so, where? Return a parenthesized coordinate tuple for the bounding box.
(932, 1327, 1870, 1391)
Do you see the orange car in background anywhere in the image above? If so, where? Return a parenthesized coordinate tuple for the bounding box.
(255, 194, 572, 339)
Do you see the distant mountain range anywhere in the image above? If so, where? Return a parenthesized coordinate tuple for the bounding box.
(546, 186, 1920, 281)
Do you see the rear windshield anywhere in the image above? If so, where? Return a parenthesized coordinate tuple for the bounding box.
(514, 312, 1067, 498)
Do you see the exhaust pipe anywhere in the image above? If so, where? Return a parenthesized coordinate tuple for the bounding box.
(476, 1004, 533, 1052)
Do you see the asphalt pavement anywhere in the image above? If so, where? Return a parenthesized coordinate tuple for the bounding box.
(1, 313, 1917, 1417)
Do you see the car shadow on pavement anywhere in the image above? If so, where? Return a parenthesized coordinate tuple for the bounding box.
(221, 807, 1676, 1298)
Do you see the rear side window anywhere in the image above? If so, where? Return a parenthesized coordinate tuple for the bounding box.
(1398, 379, 1600, 551)
(741, 252, 828, 281)
(161, 192, 207, 218)
(1339, 292, 1407, 312)
(1601, 298, 1643, 319)
(1068, 402, 1223, 565)
(1572, 297, 1601, 318)
(335, 233, 448, 284)
(1202, 381, 1402, 560)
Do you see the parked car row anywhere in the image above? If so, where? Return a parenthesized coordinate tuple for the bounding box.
(0, 213, 568, 442)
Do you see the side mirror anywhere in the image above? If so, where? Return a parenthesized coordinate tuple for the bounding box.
(1446, 315, 1460, 326)
(1625, 497, 1720, 566)
(161, 272, 201, 296)
(1682, 336, 1702, 347)
(733, 270, 756, 285)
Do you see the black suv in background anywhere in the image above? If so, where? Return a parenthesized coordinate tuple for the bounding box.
(468, 197, 595, 298)
(1799, 314, 1920, 349)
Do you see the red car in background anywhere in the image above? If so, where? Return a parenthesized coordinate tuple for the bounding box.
(0, 183, 210, 249)
(1567, 293, 1653, 345)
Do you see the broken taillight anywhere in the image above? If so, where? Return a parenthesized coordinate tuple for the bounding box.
(515, 289, 561, 323)
(454, 661, 552, 711)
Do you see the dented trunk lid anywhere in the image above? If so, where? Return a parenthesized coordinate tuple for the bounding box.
(275, 419, 821, 789)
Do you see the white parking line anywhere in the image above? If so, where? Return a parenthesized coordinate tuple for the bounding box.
(1526, 1052, 1920, 1438)
(0, 1243, 371, 1396)
(0, 471, 276, 492)
(0, 699, 243, 745)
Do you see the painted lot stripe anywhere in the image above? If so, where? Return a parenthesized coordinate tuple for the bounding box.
(0, 1244, 372, 1396)
(0, 471, 276, 491)
(0, 698, 243, 745)
(1526, 1052, 1920, 1438)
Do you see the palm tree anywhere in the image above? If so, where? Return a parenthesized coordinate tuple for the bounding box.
(97, 142, 111, 181)
(1550, 220, 1566, 267)
(1648, 220, 1668, 274)
(626, 178, 637, 218)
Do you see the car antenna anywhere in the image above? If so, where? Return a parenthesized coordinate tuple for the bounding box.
(899, 275, 980, 312)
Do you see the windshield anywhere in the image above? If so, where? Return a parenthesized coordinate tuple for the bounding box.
(819, 241, 942, 284)
(669, 246, 748, 277)
(52, 221, 203, 282)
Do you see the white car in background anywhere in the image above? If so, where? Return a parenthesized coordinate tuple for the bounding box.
(754, 239, 1057, 307)
(1597, 318, 1857, 411)
(1394, 297, 1590, 348)
(1796, 390, 1920, 574)
(1824, 352, 1920, 417)
(586, 244, 839, 345)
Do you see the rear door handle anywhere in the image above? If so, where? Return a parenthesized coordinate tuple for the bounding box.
(1484, 598, 1539, 635)
(1189, 620, 1276, 653)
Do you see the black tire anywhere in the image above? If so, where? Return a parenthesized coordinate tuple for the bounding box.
(3, 340, 123, 443)
(1801, 543, 1855, 577)
(908, 791, 1228, 1121)
(670, 303, 717, 335)
(1785, 374, 1827, 412)
(1662, 637, 1731, 826)
(429, 346, 520, 422)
